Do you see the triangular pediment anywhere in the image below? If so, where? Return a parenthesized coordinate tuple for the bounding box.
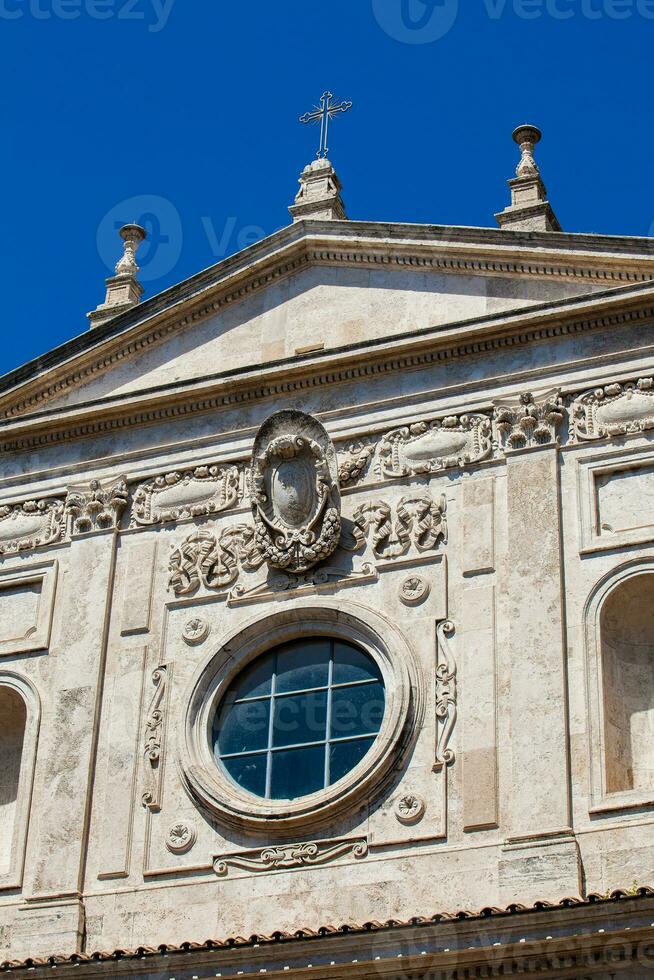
(3, 220, 654, 424)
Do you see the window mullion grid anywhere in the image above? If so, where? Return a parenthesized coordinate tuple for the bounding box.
(323, 642, 335, 790)
(265, 656, 278, 800)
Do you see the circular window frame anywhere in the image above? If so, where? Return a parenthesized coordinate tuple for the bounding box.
(179, 599, 422, 836)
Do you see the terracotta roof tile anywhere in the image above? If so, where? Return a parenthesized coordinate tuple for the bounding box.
(1, 888, 653, 973)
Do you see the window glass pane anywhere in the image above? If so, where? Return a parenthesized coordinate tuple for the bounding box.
(270, 744, 325, 799)
(275, 639, 331, 693)
(232, 653, 274, 701)
(330, 682, 385, 739)
(329, 738, 375, 785)
(333, 642, 383, 686)
(215, 700, 271, 756)
(223, 753, 267, 796)
(272, 691, 328, 748)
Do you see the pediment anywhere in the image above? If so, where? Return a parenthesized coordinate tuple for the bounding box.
(2, 220, 654, 424)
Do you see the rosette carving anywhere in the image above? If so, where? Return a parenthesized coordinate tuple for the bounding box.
(249, 411, 341, 574)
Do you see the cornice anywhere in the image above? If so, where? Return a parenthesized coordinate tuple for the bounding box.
(2, 282, 654, 454)
(3, 222, 654, 423)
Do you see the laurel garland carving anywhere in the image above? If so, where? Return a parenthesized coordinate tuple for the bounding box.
(214, 839, 368, 877)
(338, 439, 377, 486)
(377, 414, 493, 478)
(0, 498, 66, 556)
(65, 476, 129, 534)
(493, 391, 565, 452)
(130, 464, 242, 528)
(570, 377, 654, 442)
(168, 526, 264, 597)
(434, 620, 457, 771)
(143, 665, 168, 812)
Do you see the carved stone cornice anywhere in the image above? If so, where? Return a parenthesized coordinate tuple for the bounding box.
(1, 288, 653, 455)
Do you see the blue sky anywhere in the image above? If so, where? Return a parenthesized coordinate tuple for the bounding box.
(1, 0, 651, 374)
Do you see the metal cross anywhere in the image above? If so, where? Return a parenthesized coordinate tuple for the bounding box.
(299, 91, 353, 159)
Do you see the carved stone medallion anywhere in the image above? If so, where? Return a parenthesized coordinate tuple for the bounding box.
(166, 822, 196, 854)
(0, 498, 66, 556)
(399, 575, 431, 606)
(182, 617, 210, 646)
(395, 794, 426, 825)
(249, 411, 341, 574)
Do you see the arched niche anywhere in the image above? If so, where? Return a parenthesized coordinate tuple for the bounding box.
(0, 673, 40, 889)
(600, 573, 654, 795)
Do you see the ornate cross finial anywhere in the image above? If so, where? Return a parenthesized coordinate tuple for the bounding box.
(299, 91, 353, 159)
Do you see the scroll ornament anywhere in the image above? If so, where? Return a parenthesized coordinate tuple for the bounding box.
(168, 526, 264, 597)
(214, 838, 368, 876)
(249, 411, 341, 574)
(345, 494, 447, 560)
(143, 665, 167, 812)
(434, 620, 457, 771)
(378, 414, 492, 478)
(570, 377, 654, 442)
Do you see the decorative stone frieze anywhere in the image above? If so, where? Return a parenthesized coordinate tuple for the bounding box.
(214, 839, 368, 876)
(377, 414, 493, 478)
(168, 527, 264, 597)
(434, 620, 457, 771)
(130, 464, 242, 528)
(65, 476, 129, 534)
(493, 391, 564, 452)
(570, 377, 654, 442)
(346, 494, 447, 560)
(0, 499, 66, 556)
(250, 411, 341, 574)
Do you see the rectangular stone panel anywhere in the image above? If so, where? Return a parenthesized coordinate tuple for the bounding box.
(98, 646, 147, 880)
(595, 462, 654, 537)
(461, 586, 498, 831)
(0, 560, 58, 656)
(462, 477, 495, 576)
(120, 538, 157, 635)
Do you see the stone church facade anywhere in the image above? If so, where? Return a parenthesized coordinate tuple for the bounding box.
(2, 127, 654, 978)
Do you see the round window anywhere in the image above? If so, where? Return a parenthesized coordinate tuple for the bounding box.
(212, 638, 386, 800)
